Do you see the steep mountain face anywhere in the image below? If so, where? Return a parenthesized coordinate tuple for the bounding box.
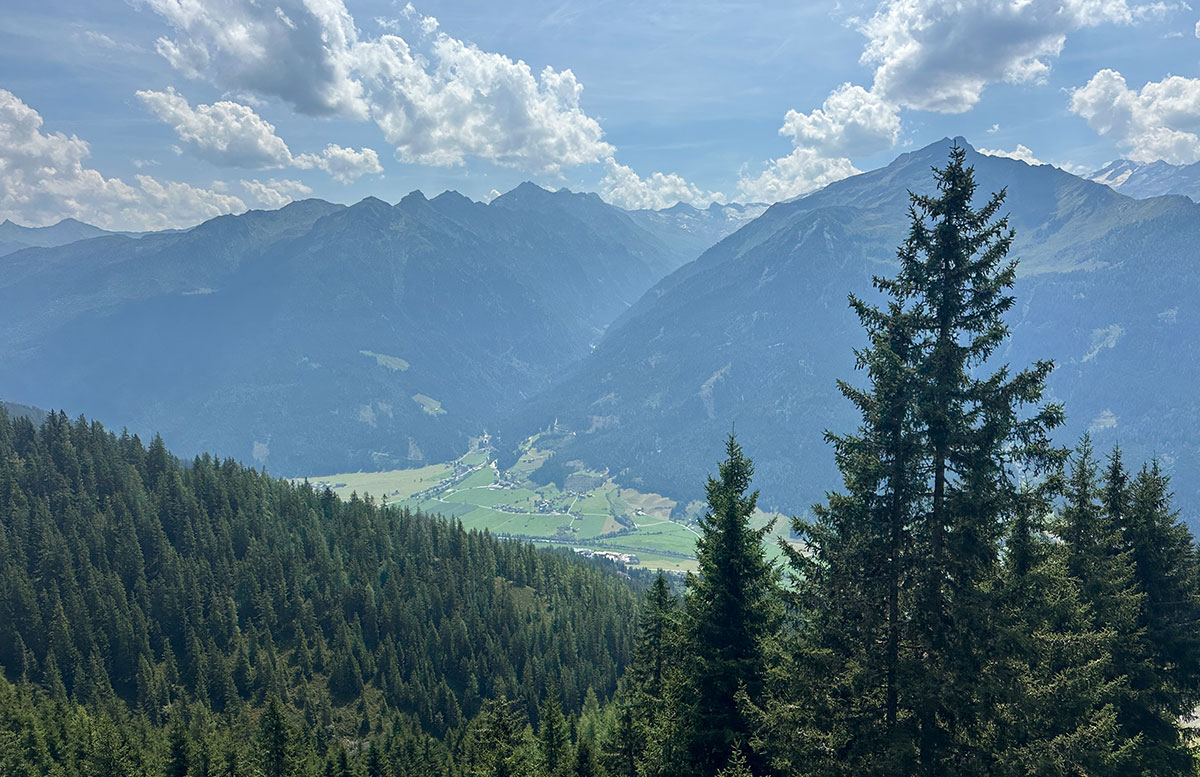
(625, 201, 769, 259)
(1090, 158, 1200, 201)
(515, 139, 1200, 525)
(0, 186, 698, 475)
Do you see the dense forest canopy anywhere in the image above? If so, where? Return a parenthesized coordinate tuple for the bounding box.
(0, 403, 644, 774)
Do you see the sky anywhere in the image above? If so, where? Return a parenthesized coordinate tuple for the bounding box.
(2, 0, 1199, 230)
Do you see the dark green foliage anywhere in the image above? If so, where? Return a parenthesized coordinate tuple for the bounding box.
(1118, 461, 1200, 773)
(0, 407, 640, 776)
(259, 696, 292, 777)
(167, 713, 192, 777)
(537, 691, 571, 777)
(682, 436, 780, 776)
(792, 144, 1070, 776)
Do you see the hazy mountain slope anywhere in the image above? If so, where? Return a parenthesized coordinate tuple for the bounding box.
(513, 139, 1200, 525)
(1090, 158, 1200, 202)
(0, 186, 699, 475)
(625, 201, 769, 260)
(0, 217, 121, 255)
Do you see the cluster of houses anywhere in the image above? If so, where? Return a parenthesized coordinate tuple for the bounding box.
(573, 548, 639, 565)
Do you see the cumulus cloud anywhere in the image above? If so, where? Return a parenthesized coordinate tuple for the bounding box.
(137, 87, 293, 168)
(0, 88, 245, 230)
(352, 17, 612, 172)
(137, 88, 382, 182)
(240, 178, 313, 208)
(978, 144, 1046, 165)
(598, 158, 724, 210)
(737, 148, 861, 203)
(142, 0, 366, 117)
(1070, 69, 1200, 164)
(780, 83, 901, 158)
(293, 144, 382, 183)
(862, 0, 1143, 114)
(739, 0, 1155, 202)
(141, 0, 613, 174)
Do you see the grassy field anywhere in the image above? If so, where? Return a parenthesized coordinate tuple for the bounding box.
(303, 439, 796, 573)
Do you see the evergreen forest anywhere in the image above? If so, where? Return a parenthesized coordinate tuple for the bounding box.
(2, 148, 1198, 776)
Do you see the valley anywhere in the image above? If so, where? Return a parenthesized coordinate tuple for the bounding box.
(302, 437, 792, 573)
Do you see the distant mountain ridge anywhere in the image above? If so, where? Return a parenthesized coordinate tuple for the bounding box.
(0, 184, 717, 475)
(1089, 158, 1200, 201)
(512, 138, 1200, 527)
(625, 201, 769, 259)
(0, 217, 184, 256)
(0, 217, 118, 256)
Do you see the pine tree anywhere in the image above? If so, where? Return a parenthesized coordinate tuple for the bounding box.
(167, 713, 192, 777)
(1119, 462, 1200, 774)
(630, 573, 677, 708)
(994, 483, 1131, 776)
(683, 435, 780, 777)
(258, 695, 292, 777)
(571, 735, 605, 777)
(537, 694, 570, 777)
(468, 697, 528, 777)
(792, 145, 1066, 777)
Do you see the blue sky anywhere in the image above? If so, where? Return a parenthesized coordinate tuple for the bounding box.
(1, 0, 1198, 229)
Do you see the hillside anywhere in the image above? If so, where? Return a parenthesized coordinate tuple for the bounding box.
(512, 138, 1200, 526)
(0, 185, 706, 476)
(0, 406, 643, 773)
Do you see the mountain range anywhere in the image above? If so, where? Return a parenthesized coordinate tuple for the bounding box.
(513, 139, 1200, 525)
(6, 141, 1200, 526)
(0, 185, 743, 474)
(1089, 158, 1200, 201)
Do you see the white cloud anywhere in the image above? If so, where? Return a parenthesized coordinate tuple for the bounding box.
(138, 88, 382, 182)
(737, 148, 861, 203)
(736, 84, 888, 203)
(1196, 18, 1200, 36)
(862, 0, 1147, 114)
(354, 21, 612, 172)
(0, 88, 245, 230)
(598, 158, 725, 210)
(978, 144, 1046, 165)
(294, 144, 382, 183)
(143, 0, 367, 118)
(137, 87, 293, 168)
(141, 0, 614, 174)
(240, 178, 313, 208)
(739, 0, 1156, 202)
(1070, 69, 1200, 163)
(77, 30, 142, 53)
(779, 83, 901, 157)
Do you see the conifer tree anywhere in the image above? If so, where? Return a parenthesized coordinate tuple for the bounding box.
(167, 713, 192, 777)
(258, 695, 292, 777)
(537, 693, 570, 777)
(793, 145, 1066, 777)
(994, 482, 1131, 777)
(683, 435, 780, 777)
(1119, 462, 1200, 774)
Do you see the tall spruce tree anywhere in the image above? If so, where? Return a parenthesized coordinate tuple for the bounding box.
(683, 435, 780, 777)
(793, 145, 1067, 777)
(1118, 462, 1200, 774)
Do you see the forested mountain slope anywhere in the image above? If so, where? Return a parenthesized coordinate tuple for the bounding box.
(0, 185, 699, 476)
(513, 138, 1200, 526)
(0, 405, 642, 773)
